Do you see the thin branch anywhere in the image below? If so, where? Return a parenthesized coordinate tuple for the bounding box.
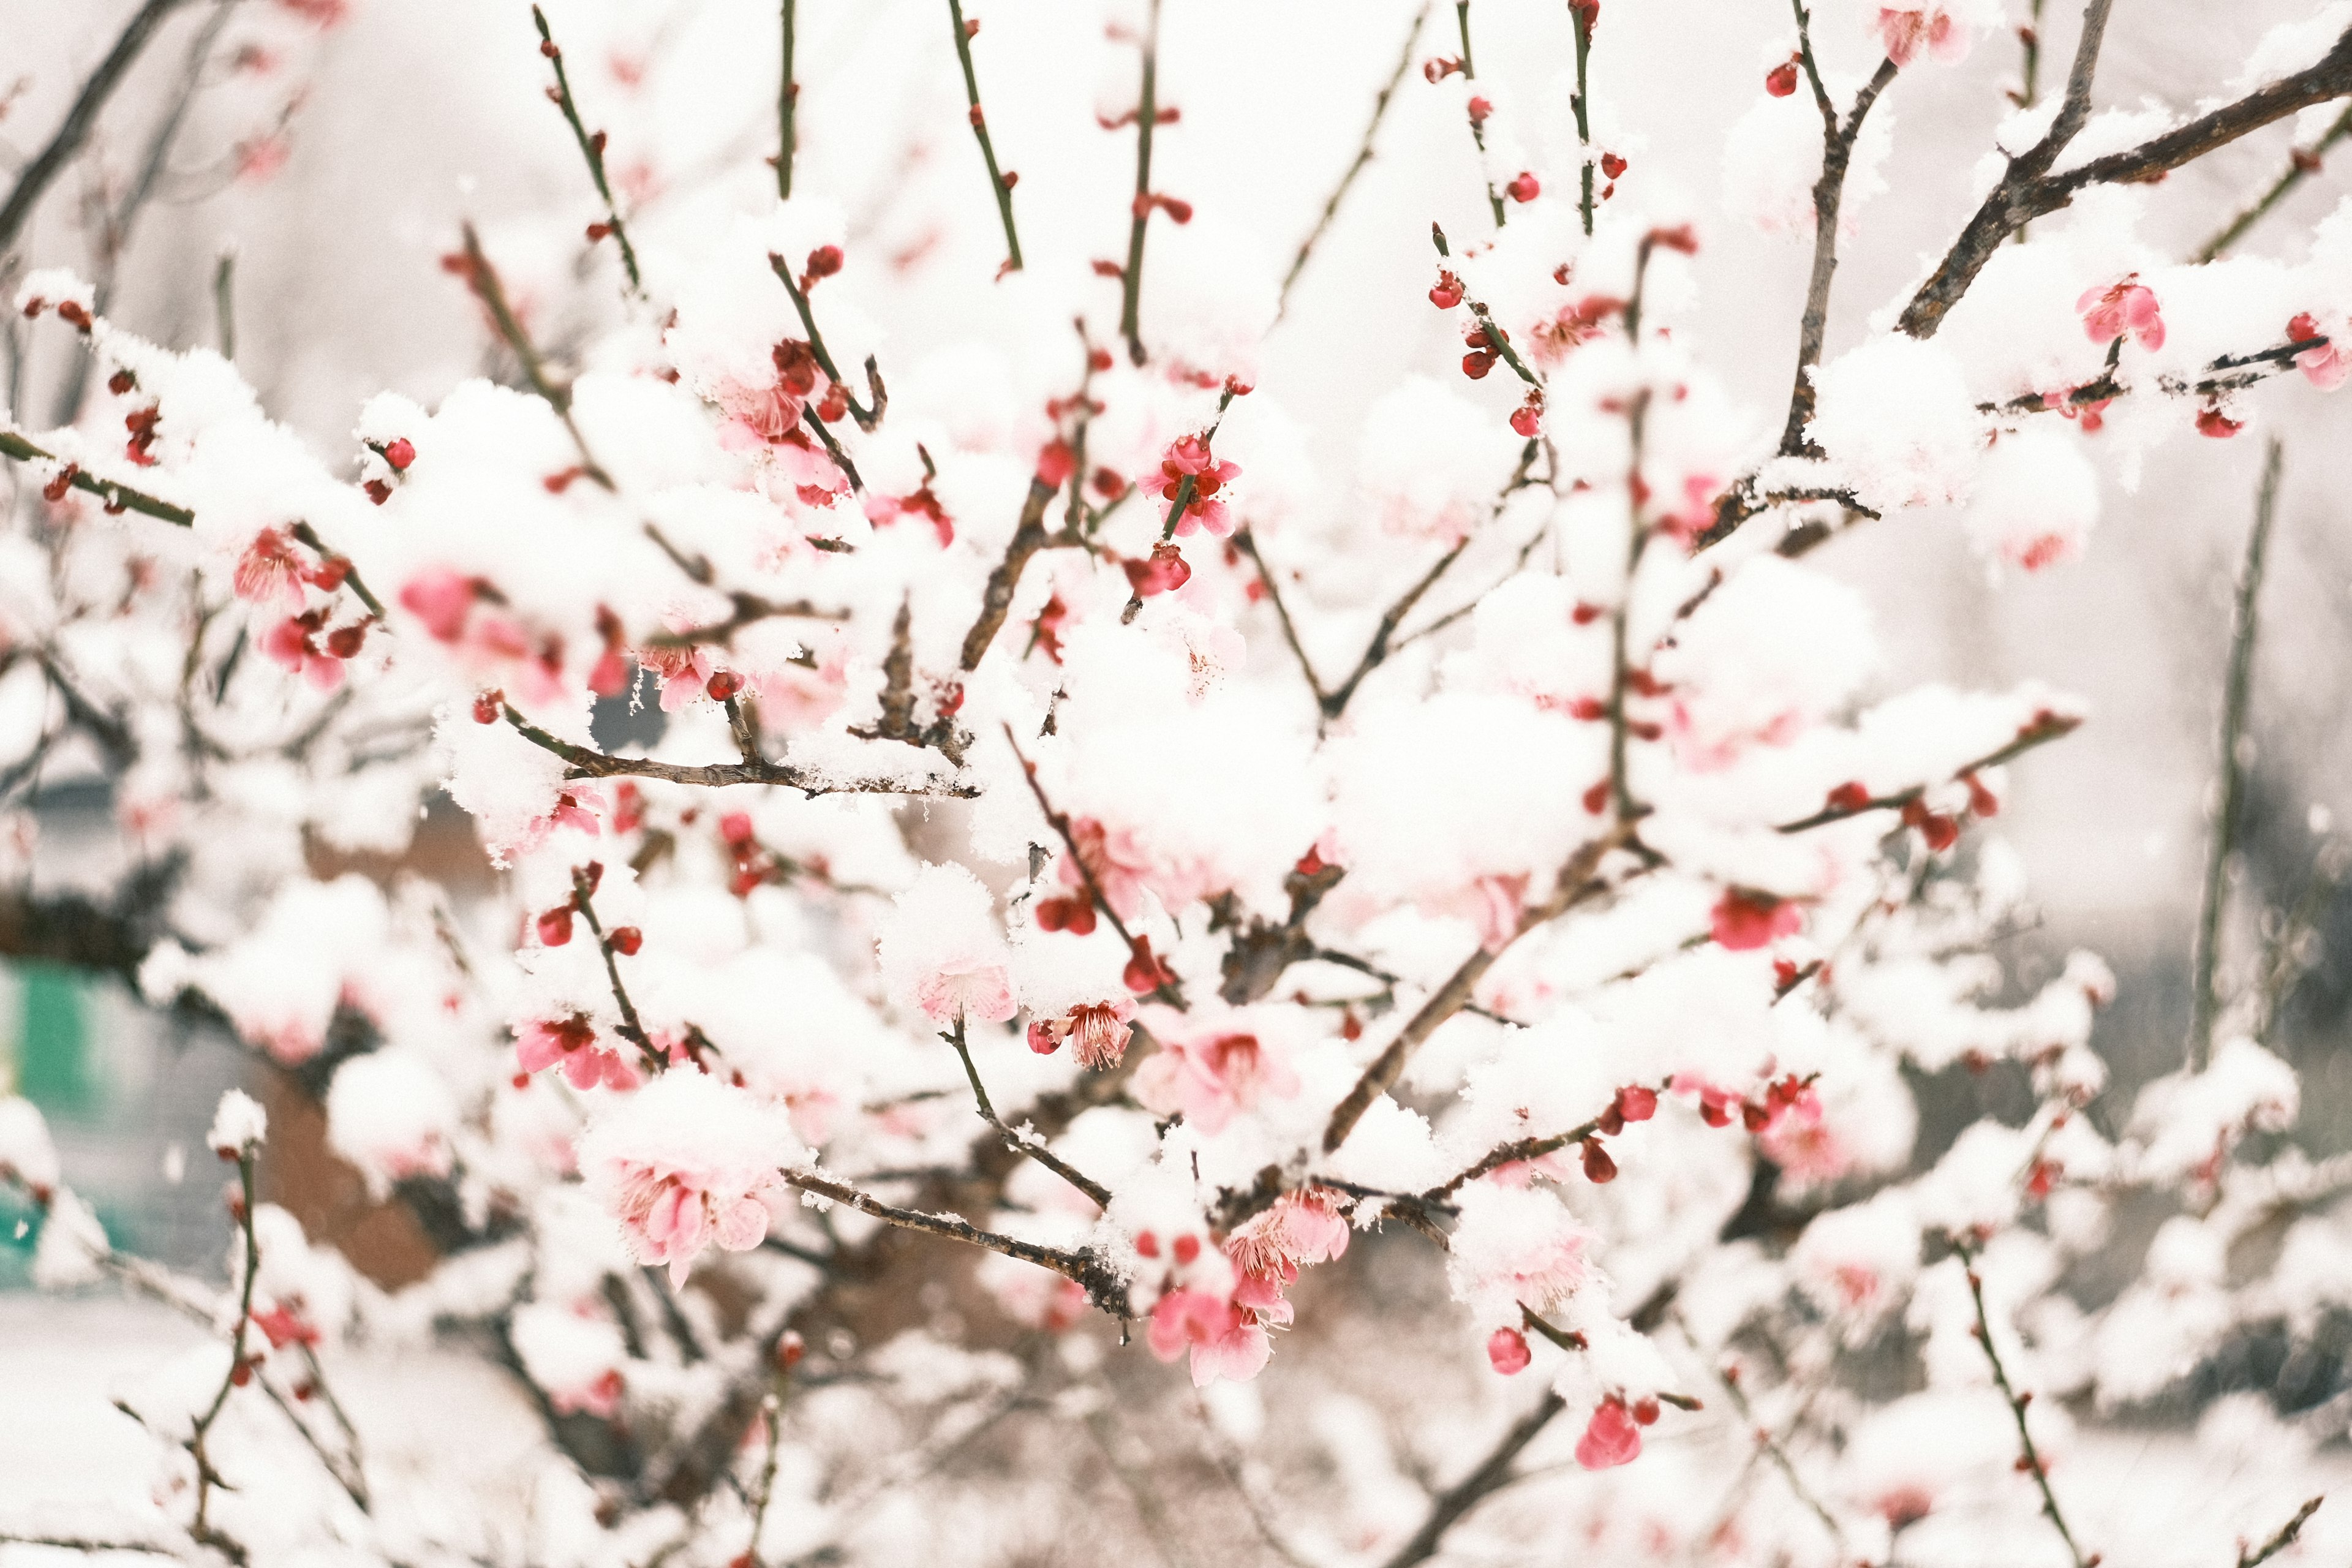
(456, 223, 614, 486)
(940, 1015, 1115, 1207)
(1953, 1238, 2090, 1568)
(0, 0, 188, 257)
(778, 1165, 1128, 1311)
(1324, 823, 1629, 1154)
(500, 701, 975, 797)
(1778, 12, 1900, 456)
(0, 429, 194, 525)
(776, 0, 798, 201)
(1773, 709, 2081, 834)
(1451, 1, 1508, 228)
(1002, 722, 1185, 1008)
(944, 0, 1022, 273)
(1277, 0, 1431, 316)
(1569, 1, 1596, 234)
(1376, 1391, 1567, 1568)
(1118, 0, 1164, 362)
(2199, 103, 2352, 262)
(531, 5, 643, 293)
(766, 251, 884, 430)
(2190, 437, 2283, 1071)
(1897, 2, 2352, 338)
(187, 1145, 261, 1565)
(213, 249, 236, 360)
(2239, 1496, 2324, 1568)
(1706, 1346, 1847, 1558)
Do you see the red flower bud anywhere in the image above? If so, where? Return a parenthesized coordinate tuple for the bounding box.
(538, 907, 575, 947)
(1766, 58, 1800, 96)
(609, 926, 643, 956)
(1581, 1137, 1618, 1183)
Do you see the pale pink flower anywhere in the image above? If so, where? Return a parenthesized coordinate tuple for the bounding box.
(1062, 817, 1156, 921)
(1147, 1287, 1272, 1385)
(1758, 1089, 1852, 1185)
(1133, 1024, 1301, 1135)
(913, 957, 1017, 1023)
(1227, 1188, 1351, 1287)
(2078, 275, 2165, 351)
(603, 1159, 775, 1285)
(399, 567, 480, 642)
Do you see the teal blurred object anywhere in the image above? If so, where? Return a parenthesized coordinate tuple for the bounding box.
(13, 960, 97, 1118)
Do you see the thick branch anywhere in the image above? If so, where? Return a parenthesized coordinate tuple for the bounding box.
(1898, 7, 2352, 339)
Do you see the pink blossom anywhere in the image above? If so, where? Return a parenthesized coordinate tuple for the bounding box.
(1872, 4, 1972, 67)
(2288, 314, 2348, 391)
(1227, 1188, 1351, 1286)
(1133, 1025, 1301, 1135)
(605, 1159, 775, 1285)
(2078, 276, 2165, 351)
(1147, 1287, 1272, 1385)
(262, 615, 347, 692)
(1063, 817, 1155, 922)
(399, 567, 480, 642)
(912, 957, 1018, 1023)
(1488, 1327, 1531, 1374)
(516, 1016, 643, 1091)
(1575, 1397, 1643, 1469)
(1028, 1000, 1136, 1069)
(233, 529, 308, 608)
(1144, 434, 1241, 538)
(1758, 1089, 1851, 1185)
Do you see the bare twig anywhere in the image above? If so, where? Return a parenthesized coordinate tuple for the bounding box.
(1376, 1391, 1567, 1568)
(1450, 1, 1508, 228)
(777, 1165, 1128, 1311)
(2199, 103, 2352, 262)
(531, 6, 643, 293)
(0, 429, 193, 525)
(1118, 0, 1164, 361)
(500, 701, 974, 798)
(944, 0, 1022, 273)
(456, 223, 614, 486)
(776, 0, 798, 200)
(1774, 710, 2080, 834)
(2239, 1496, 2323, 1568)
(2190, 438, 2283, 1071)
(960, 477, 1058, 669)
(1953, 1238, 2090, 1568)
(1277, 1, 1431, 316)
(1777, 0, 1899, 454)
(939, 1014, 1115, 1207)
